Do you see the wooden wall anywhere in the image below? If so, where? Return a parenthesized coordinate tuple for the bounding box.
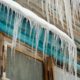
(0, 33, 54, 80)
(0, 34, 3, 78)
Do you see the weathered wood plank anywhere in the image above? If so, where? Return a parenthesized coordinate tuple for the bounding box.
(0, 34, 4, 78)
(44, 57, 54, 80)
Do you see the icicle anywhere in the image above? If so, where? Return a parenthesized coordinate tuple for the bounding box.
(23, 18, 27, 43)
(63, 0, 74, 39)
(68, 44, 73, 74)
(55, 0, 59, 24)
(43, 29, 49, 59)
(45, 0, 50, 22)
(31, 22, 36, 53)
(53, 34, 58, 65)
(27, 0, 30, 5)
(52, 0, 55, 24)
(71, 0, 78, 27)
(74, 47, 77, 80)
(10, 13, 22, 80)
(58, 0, 64, 28)
(12, 13, 22, 49)
(18, 18, 22, 48)
(41, 0, 44, 14)
(73, 46, 77, 80)
(50, 0, 53, 15)
(8, 9, 13, 35)
(67, 43, 77, 80)
(35, 25, 41, 59)
(29, 20, 34, 39)
(62, 41, 67, 80)
(43, 30, 46, 59)
(48, 0, 51, 15)
(45, 30, 49, 54)
(6, 6, 9, 31)
(0, 3, 2, 12)
(51, 34, 54, 57)
(9, 10, 13, 27)
(11, 13, 22, 60)
(0, 1, 78, 80)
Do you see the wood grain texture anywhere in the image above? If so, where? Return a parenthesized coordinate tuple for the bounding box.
(0, 33, 4, 78)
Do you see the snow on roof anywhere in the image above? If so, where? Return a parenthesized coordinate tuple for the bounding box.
(0, 0, 76, 47)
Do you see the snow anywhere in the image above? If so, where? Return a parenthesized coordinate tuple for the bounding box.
(0, 0, 77, 80)
(0, 0, 76, 47)
(2, 72, 10, 80)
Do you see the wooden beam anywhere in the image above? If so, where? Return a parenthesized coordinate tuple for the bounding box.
(0, 33, 4, 78)
(44, 57, 54, 80)
(0, 32, 47, 62)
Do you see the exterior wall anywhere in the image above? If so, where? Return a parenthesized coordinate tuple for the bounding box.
(54, 66, 80, 80)
(6, 48, 44, 80)
(15, 0, 80, 58)
(0, 33, 44, 80)
(0, 33, 54, 80)
(15, 0, 46, 19)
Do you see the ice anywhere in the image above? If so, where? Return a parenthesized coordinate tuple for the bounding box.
(45, 0, 50, 22)
(0, 0, 76, 45)
(43, 29, 49, 59)
(27, 0, 30, 5)
(12, 13, 22, 49)
(35, 24, 41, 59)
(41, 0, 44, 14)
(57, 0, 64, 28)
(41, 0, 79, 40)
(6, 6, 9, 31)
(0, 0, 77, 80)
(63, 0, 74, 39)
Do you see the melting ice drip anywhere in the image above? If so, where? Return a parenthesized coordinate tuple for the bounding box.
(0, 0, 77, 80)
(28, 0, 80, 40)
(46, 0, 79, 40)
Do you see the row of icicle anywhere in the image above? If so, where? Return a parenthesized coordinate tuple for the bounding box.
(0, 0, 78, 80)
(28, 0, 80, 40)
